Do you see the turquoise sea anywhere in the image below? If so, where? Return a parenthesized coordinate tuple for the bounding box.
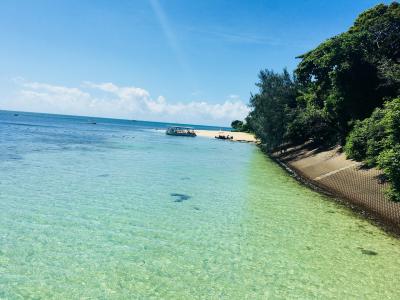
(1, 110, 400, 299)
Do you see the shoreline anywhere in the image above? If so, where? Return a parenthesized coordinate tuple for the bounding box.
(271, 144, 400, 236)
(195, 129, 258, 143)
(197, 129, 400, 235)
(273, 155, 400, 237)
(196, 129, 400, 236)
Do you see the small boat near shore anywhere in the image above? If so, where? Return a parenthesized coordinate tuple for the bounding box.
(166, 126, 196, 137)
(215, 133, 233, 140)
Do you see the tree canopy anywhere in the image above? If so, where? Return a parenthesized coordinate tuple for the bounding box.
(244, 2, 400, 201)
(296, 2, 400, 142)
(247, 69, 297, 150)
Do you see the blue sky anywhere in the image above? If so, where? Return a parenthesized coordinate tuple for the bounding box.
(0, 0, 391, 125)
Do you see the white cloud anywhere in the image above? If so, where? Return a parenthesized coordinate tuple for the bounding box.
(1, 79, 249, 126)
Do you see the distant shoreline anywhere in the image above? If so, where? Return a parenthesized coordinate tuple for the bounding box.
(195, 129, 258, 143)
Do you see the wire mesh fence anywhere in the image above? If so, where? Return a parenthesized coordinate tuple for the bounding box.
(314, 165, 400, 231)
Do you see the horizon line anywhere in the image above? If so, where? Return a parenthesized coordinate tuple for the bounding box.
(0, 109, 233, 129)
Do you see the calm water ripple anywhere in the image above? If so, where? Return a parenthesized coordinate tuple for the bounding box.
(0, 110, 400, 299)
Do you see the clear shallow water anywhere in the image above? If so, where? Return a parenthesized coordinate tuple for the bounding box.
(1, 111, 400, 299)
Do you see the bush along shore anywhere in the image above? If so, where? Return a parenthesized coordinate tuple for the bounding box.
(236, 2, 400, 203)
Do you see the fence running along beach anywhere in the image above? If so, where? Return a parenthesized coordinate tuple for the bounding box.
(274, 144, 400, 234)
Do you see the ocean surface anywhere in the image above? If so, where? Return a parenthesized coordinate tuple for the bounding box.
(1, 110, 400, 299)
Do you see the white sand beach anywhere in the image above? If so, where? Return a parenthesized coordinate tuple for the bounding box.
(195, 130, 258, 143)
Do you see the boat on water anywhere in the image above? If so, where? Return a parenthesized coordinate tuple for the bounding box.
(166, 126, 196, 137)
(215, 134, 233, 140)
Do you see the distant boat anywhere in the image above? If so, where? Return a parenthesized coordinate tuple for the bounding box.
(166, 126, 196, 137)
(215, 133, 233, 140)
(14, 113, 19, 116)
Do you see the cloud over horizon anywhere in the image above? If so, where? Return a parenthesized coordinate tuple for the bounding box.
(1, 79, 249, 126)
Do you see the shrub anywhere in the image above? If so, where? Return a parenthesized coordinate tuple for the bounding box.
(231, 120, 244, 131)
(345, 97, 400, 201)
(377, 145, 400, 202)
(344, 108, 386, 165)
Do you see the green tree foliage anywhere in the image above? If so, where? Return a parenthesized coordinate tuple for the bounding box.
(247, 69, 297, 151)
(286, 105, 337, 146)
(344, 109, 386, 164)
(296, 2, 400, 143)
(231, 120, 244, 130)
(231, 118, 253, 132)
(241, 3, 400, 201)
(345, 98, 400, 201)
